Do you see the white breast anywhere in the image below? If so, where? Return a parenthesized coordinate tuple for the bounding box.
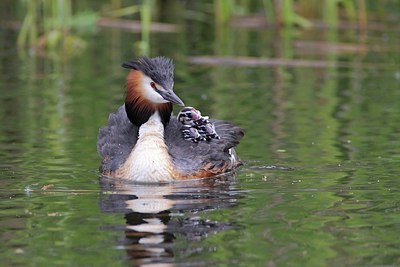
(120, 112, 176, 182)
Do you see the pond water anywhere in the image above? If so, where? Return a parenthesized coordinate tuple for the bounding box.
(1, 12, 400, 267)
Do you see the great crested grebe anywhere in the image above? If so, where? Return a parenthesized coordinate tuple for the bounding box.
(97, 56, 244, 182)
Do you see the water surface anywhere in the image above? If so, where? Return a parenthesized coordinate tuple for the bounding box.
(1, 11, 400, 267)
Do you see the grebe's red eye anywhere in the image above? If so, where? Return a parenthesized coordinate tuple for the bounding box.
(150, 82, 156, 89)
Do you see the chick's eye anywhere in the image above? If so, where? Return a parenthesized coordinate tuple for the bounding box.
(150, 82, 156, 89)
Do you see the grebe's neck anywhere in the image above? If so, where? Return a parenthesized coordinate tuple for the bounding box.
(120, 111, 176, 182)
(137, 111, 165, 138)
(125, 70, 172, 127)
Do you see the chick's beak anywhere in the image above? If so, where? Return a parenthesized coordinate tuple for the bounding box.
(158, 89, 185, 106)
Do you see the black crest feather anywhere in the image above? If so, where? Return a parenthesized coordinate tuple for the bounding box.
(122, 56, 174, 90)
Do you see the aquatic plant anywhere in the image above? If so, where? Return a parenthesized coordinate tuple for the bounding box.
(216, 0, 367, 28)
(15, 0, 381, 57)
(17, 0, 89, 56)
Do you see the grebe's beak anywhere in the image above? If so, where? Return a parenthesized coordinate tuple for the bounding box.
(157, 89, 185, 106)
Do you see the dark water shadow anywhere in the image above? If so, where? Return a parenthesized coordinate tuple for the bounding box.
(98, 174, 242, 266)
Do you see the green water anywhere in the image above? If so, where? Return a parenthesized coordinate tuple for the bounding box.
(1, 12, 400, 267)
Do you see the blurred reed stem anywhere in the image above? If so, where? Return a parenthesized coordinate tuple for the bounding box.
(17, 0, 38, 49)
(139, 0, 153, 56)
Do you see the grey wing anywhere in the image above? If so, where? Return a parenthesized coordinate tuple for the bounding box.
(165, 118, 244, 176)
(97, 105, 138, 173)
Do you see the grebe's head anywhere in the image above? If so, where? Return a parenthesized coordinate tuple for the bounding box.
(122, 57, 185, 126)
